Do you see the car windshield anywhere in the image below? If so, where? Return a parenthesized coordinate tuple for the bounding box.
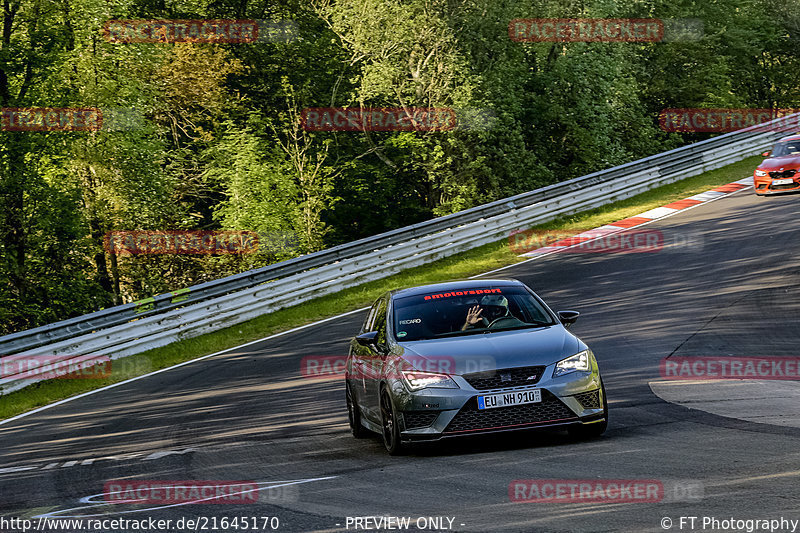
(392, 286, 556, 341)
(772, 141, 800, 157)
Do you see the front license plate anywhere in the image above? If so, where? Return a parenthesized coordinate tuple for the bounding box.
(478, 389, 541, 410)
(772, 178, 794, 185)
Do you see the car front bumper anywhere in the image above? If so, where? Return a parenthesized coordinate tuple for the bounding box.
(389, 362, 605, 442)
(754, 175, 800, 194)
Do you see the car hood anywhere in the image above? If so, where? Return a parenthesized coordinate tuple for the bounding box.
(397, 326, 583, 374)
(758, 155, 800, 170)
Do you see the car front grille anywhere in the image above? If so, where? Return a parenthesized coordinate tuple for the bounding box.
(769, 182, 800, 190)
(462, 365, 546, 390)
(403, 411, 439, 429)
(769, 169, 797, 179)
(443, 390, 577, 434)
(572, 389, 602, 410)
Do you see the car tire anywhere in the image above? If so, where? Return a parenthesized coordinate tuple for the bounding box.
(346, 383, 369, 439)
(380, 387, 405, 455)
(568, 382, 608, 440)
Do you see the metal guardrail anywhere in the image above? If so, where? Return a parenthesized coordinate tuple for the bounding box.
(0, 118, 793, 394)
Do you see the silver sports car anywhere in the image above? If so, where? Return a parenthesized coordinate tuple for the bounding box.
(345, 278, 607, 454)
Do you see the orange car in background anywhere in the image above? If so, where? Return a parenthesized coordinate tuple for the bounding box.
(754, 135, 800, 195)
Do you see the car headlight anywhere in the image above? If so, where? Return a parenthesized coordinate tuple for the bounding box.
(755, 170, 767, 177)
(553, 350, 591, 378)
(401, 371, 459, 391)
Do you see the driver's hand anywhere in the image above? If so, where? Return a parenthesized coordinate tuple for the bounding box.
(461, 306, 483, 330)
(466, 305, 483, 324)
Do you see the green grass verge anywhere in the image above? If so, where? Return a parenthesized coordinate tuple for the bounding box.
(0, 155, 760, 420)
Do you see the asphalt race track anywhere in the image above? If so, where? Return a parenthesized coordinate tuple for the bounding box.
(2, 182, 800, 533)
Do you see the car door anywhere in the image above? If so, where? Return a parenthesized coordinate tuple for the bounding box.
(349, 296, 383, 421)
(360, 296, 389, 421)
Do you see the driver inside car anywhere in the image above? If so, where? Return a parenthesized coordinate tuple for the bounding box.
(460, 294, 512, 330)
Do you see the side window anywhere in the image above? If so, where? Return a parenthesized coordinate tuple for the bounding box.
(362, 298, 381, 333)
(374, 298, 389, 347)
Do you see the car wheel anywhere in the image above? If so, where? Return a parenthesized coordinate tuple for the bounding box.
(346, 383, 369, 438)
(568, 381, 608, 440)
(380, 388, 405, 455)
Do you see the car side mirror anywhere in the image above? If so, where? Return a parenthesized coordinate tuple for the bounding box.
(557, 310, 580, 328)
(762, 151, 771, 157)
(356, 331, 379, 346)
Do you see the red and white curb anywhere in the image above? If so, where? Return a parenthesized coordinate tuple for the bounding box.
(517, 176, 753, 257)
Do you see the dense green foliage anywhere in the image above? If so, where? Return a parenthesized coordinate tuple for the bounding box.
(0, 0, 798, 334)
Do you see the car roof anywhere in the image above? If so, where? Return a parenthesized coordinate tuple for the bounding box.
(389, 278, 526, 299)
(777, 135, 800, 142)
